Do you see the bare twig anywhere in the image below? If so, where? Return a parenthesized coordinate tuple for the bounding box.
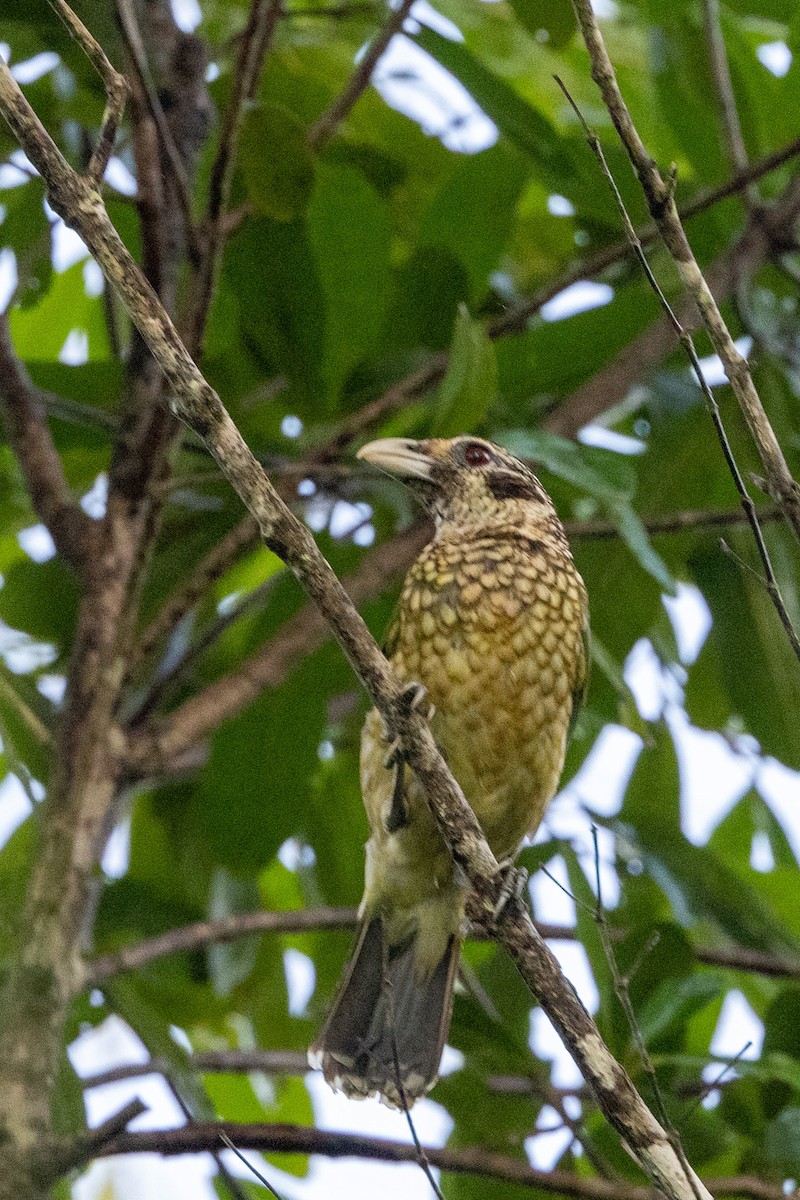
(89, 896, 800, 987)
(82, 1049, 310, 1089)
(555, 74, 800, 664)
(188, 0, 282, 353)
(219, 1132, 286, 1200)
(89, 906, 358, 983)
(0, 314, 98, 578)
(115, 0, 199, 258)
(589, 828, 703, 1200)
(0, 27, 710, 1197)
(701, 0, 752, 187)
(383, 937, 447, 1200)
(309, 0, 415, 149)
(48, 0, 129, 183)
(79, 1123, 787, 1199)
(570, 0, 800, 540)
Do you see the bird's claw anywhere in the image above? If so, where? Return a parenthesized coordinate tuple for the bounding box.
(492, 860, 530, 919)
(383, 736, 402, 770)
(399, 680, 430, 716)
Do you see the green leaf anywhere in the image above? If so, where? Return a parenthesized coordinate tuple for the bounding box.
(239, 104, 315, 222)
(307, 163, 390, 403)
(433, 305, 497, 437)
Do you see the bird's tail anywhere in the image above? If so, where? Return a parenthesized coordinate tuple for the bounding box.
(309, 914, 460, 1108)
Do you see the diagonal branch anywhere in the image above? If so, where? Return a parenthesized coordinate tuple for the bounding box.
(0, 26, 710, 1197)
(309, 0, 415, 150)
(0, 314, 98, 578)
(701, 0, 751, 185)
(570, 0, 800, 541)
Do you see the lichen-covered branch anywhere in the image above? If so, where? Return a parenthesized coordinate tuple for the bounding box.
(570, 0, 800, 539)
(0, 314, 98, 577)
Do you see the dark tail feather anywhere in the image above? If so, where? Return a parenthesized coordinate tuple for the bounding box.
(309, 916, 459, 1108)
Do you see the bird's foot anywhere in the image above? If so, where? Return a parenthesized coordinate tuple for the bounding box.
(398, 680, 434, 721)
(492, 860, 530, 919)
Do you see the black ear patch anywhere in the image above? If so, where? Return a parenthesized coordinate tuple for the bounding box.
(487, 472, 545, 502)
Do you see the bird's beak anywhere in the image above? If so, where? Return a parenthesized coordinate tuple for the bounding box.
(357, 438, 434, 482)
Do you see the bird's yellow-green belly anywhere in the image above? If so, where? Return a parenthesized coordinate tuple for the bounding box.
(398, 616, 575, 860)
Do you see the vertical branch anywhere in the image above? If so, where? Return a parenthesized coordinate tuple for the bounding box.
(188, 0, 283, 354)
(701, 0, 753, 187)
(569, 0, 800, 541)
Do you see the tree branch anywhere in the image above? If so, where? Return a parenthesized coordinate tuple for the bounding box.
(0, 24, 713, 1196)
(0, 314, 98, 578)
(70, 1122, 785, 1200)
(701, 0, 752, 185)
(570, 0, 800, 540)
(48, 0, 129, 184)
(187, 0, 282, 353)
(309, 0, 415, 150)
(545, 175, 800, 438)
(88, 902, 800, 986)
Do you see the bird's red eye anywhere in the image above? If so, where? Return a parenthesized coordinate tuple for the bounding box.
(463, 443, 492, 467)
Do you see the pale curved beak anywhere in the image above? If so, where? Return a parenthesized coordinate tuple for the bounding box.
(357, 438, 434, 482)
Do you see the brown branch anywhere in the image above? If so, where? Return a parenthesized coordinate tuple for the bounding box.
(701, 0, 751, 185)
(48, 0, 129, 184)
(188, 0, 282, 354)
(82, 1049, 310, 1089)
(570, 0, 800, 542)
(130, 513, 259, 671)
(309, 0, 415, 150)
(545, 175, 800, 437)
(88, 898, 800, 987)
(115, 0, 199, 259)
(71, 1123, 785, 1200)
(89, 906, 358, 983)
(0, 31, 713, 1198)
(0, 314, 98, 577)
(315, 134, 800, 453)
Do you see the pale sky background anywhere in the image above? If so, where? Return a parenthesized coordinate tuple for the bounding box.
(0, 3, 797, 1197)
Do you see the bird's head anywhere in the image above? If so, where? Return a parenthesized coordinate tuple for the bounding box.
(357, 436, 558, 534)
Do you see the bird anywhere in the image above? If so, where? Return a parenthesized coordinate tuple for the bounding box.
(309, 435, 588, 1108)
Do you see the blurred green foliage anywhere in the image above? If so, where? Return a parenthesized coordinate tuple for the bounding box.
(1, 0, 800, 1194)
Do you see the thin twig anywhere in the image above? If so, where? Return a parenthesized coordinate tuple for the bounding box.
(219, 1132, 286, 1200)
(115, 0, 199, 259)
(309, 0, 415, 149)
(555, 74, 800, 665)
(701, 0, 753, 187)
(590, 828, 704, 1200)
(48, 0, 129, 183)
(383, 933, 447, 1200)
(0, 314, 98, 578)
(569, 0, 800, 541)
(82, 1050, 309, 1090)
(188, 0, 282, 354)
